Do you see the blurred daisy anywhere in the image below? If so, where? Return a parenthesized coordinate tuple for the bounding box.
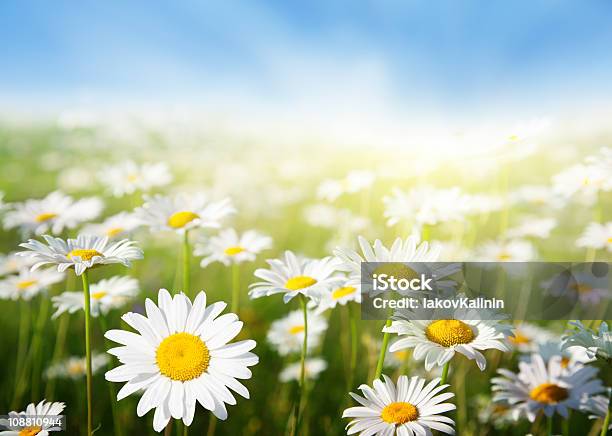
(507, 216, 557, 239)
(52, 276, 139, 318)
(542, 269, 610, 306)
(194, 228, 272, 268)
(384, 349, 411, 369)
(100, 160, 172, 197)
(509, 323, 556, 353)
(463, 193, 504, 215)
(317, 179, 344, 202)
(577, 222, 612, 252)
(82, 212, 142, 239)
(0, 400, 65, 435)
(311, 278, 360, 314)
(0, 252, 36, 276)
(45, 353, 109, 380)
(383, 186, 467, 226)
(492, 354, 604, 422)
(476, 239, 535, 262)
(0, 268, 64, 301)
(581, 392, 612, 430)
(266, 309, 327, 356)
(343, 375, 456, 435)
(19, 234, 143, 276)
(520, 341, 594, 372)
(136, 193, 234, 234)
(476, 395, 514, 427)
(279, 358, 327, 383)
(249, 251, 341, 303)
(105, 289, 258, 431)
(3, 191, 103, 236)
(315, 170, 375, 203)
(385, 303, 512, 371)
(553, 163, 609, 198)
(510, 184, 565, 209)
(562, 321, 612, 361)
(303, 204, 369, 233)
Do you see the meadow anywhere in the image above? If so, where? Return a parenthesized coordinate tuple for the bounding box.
(0, 115, 610, 436)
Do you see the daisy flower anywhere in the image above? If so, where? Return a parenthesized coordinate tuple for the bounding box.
(509, 184, 565, 209)
(520, 341, 594, 372)
(491, 354, 604, 422)
(100, 160, 172, 197)
(384, 303, 513, 371)
(577, 222, 612, 252)
(104, 289, 258, 431)
(476, 239, 535, 262)
(249, 251, 341, 303)
(0, 400, 65, 435)
(383, 186, 467, 227)
(553, 162, 610, 198)
(266, 309, 327, 356)
(542, 269, 610, 306)
(303, 204, 369, 233)
(317, 179, 344, 202)
(0, 252, 36, 276)
(279, 358, 327, 383)
(136, 193, 235, 234)
(194, 228, 272, 268)
(310, 277, 361, 314)
(3, 191, 104, 236)
(343, 375, 456, 435)
(18, 234, 143, 276)
(581, 392, 612, 430)
(52, 276, 139, 318)
(508, 323, 556, 353)
(0, 268, 64, 301)
(82, 212, 142, 239)
(507, 216, 557, 239)
(45, 353, 109, 380)
(562, 321, 612, 361)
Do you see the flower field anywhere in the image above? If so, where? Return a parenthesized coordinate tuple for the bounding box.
(0, 118, 610, 436)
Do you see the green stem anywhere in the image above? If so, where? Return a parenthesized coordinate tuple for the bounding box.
(292, 295, 309, 436)
(12, 299, 30, 407)
(183, 422, 189, 436)
(183, 230, 191, 295)
(547, 415, 553, 436)
(440, 361, 450, 385)
(231, 263, 240, 314)
(562, 410, 570, 436)
(99, 315, 122, 436)
(45, 314, 69, 399)
(602, 407, 611, 436)
(206, 415, 217, 436)
(347, 303, 358, 390)
(82, 271, 93, 436)
(374, 319, 392, 381)
(31, 294, 50, 401)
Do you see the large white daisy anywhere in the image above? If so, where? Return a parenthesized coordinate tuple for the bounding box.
(384, 303, 513, 371)
(492, 354, 604, 422)
(100, 160, 172, 197)
(18, 234, 143, 276)
(136, 193, 234, 234)
(0, 400, 65, 435)
(342, 374, 456, 435)
(0, 267, 64, 301)
(52, 275, 139, 318)
(82, 212, 143, 239)
(249, 251, 341, 303)
(104, 289, 258, 432)
(194, 228, 272, 268)
(266, 309, 328, 356)
(3, 191, 104, 236)
(562, 321, 612, 361)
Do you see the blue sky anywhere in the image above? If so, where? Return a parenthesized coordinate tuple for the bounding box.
(2, 1, 612, 120)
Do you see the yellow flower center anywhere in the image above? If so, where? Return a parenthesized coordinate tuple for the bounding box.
(289, 325, 305, 335)
(332, 286, 356, 300)
(127, 174, 139, 182)
(560, 357, 570, 368)
(19, 426, 42, 436)
(572, 283, 593, 294)
(394, 350, 409, 360)
(67, 249, 103, 261)
(497, 252, 512, 261)
(607, 236, 612, 243)
(35, 212, 57, 222)
(92, 291, 107, 300)
(509, 331, 531, 345)
(156, 332, 209, 381)
(529, 383, 568, 404)
(508, 135, 519, 142)
(17, 280, 38, 289)
(381, 402, 419, 424)
(68, 361, 85, 375)
(425, 319, 475, 347)
(285, 275, 317, 291)
(167, 211, 200, 229)
(224, 246, 245, 256)
(373, 263, 418, 281)
(106, 227, 124, 237)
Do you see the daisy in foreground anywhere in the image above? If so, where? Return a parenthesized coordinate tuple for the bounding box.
(0, 399, 65, 435)
(194, 228, 272, 268)
(18, 234, 143, 275)
(343, 375, 456, 435)
(384, 303, 513, 371)
(491, 354, 604, 422)
(136, 193, 235, 234)
(249, 251, 341, 303)
(52, 276, 139, 318)
(104, 289, 258, 432)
